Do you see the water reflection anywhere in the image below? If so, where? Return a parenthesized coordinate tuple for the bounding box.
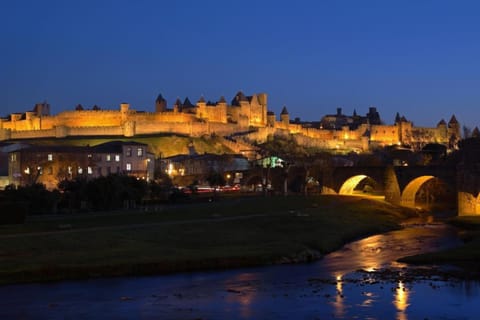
(333, 274, 345, 318)
(393, 281, 410, 320)
(224, 273, 256, 319)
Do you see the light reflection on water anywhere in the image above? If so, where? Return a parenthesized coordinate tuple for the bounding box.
(394, 281, 409, 320)
(0, 222, 479, 319)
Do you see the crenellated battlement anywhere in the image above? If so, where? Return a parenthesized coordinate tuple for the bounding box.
(0, 91, 462, 152)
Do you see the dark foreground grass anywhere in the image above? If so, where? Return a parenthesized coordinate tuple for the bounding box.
(399, 215, 480, 274)
(0, 195, 415, 285)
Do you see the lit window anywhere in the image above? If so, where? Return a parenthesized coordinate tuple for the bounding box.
(106, 154, 111, 162)
(10, 154, 16, 162)
(47, 154, 53, 161)
(115, 154, 120, 162)
(24, 167, 30, 174)
(78, 167, 83, 174)
(126, 148, 132, 157)
(88, 166, 93, 174)
(68, 166, 72, 174)
(137, 148, 143, 157)
(126, 163, 132, 171)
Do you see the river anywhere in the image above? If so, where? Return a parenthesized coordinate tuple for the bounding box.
(1, 218, 479, 319)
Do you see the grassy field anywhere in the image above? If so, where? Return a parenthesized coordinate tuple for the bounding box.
(0, 195, 416, 285)
(399, 215, 480, 272)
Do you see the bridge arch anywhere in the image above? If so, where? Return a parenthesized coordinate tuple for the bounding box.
(339, 175, 380, 195)
(401, 176, 435, 208)
(400, 175, 455, 211)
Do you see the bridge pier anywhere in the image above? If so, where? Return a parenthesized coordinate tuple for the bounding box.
(458, 192, 480, 215)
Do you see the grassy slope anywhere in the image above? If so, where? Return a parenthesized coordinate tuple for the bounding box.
(399, 216, 480, 271)
(9, 134, 233, 157)
(0, 195, 415, 285)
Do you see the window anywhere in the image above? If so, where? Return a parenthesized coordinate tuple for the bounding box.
(87, 166, 93, 175)
(68, 166, 72, 175)
(97, 167, 102, 176)
(115, 154, 120, 162)
(107, 167, 111, 175)
(47, 166, 53, 175)
(106, 154, 111, 162)
(126, 148, 132, 157)
(47, 154, 53, 161)
(78, 167, 83, 174)
(10, 154, 16, 162)
(137, 148, 143, 157)
(126, 163, 132, 171)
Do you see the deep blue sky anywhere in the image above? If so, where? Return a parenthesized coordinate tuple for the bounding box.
(2, 0, 480, 128)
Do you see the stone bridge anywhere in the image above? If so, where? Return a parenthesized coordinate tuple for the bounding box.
(322, 165, 457, 210)
(240, 138, 480, 215)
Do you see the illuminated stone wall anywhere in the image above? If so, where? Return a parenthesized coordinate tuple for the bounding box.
(0, 94, 458, 153)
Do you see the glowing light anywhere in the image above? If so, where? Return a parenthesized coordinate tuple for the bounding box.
(333, 274, 345, 318)
(400, 175, 434, 208)
(339, 175, 368, 194)
(393, 281, 409, 320)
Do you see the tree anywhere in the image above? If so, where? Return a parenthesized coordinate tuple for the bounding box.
(206, 170, 226, 188)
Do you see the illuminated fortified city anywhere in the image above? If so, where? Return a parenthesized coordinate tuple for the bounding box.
(0, 91, 461, 152)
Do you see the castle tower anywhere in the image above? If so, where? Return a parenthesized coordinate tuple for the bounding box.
(182, 97, 195, 113)
(257, 93, 268, 126)
(155, 94, 167, 113)
(267, 111, 275, 126)
(366, 107, 381, 125)
(437, 119, 447, 141)
(173, 98, 182, 113)
(448, 114, 461, 148)
(196, 96, 206, 119)
(216, 96, 228, 123)
(120, 103, 130, 123)
(280, 106, 290, 125)
(394, 112, 401, 124)
(33, 101, 50, 117)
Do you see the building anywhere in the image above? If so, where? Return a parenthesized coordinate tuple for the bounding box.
(6, 141, 154, 190)
(162, 153, 249, 185)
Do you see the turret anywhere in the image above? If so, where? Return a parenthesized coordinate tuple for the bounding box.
(280, 106, 289, 125)
(196, 96, 207, 119)
(173, 98, 182, 112)
(448, 114, 461, 149)
(395, 112, 401, 124)
(155, 94, 167, 112)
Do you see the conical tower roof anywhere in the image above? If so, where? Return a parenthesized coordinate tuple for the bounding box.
(449, 115, 458, 124)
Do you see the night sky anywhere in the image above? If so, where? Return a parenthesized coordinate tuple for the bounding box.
(2, 0, 480, 129)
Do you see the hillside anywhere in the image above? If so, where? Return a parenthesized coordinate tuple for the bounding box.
(6, 134, 235, 158)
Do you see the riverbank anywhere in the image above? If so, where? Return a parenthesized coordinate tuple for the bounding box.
(399, 215, 480, 276)
(0, 195, 416, 285)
